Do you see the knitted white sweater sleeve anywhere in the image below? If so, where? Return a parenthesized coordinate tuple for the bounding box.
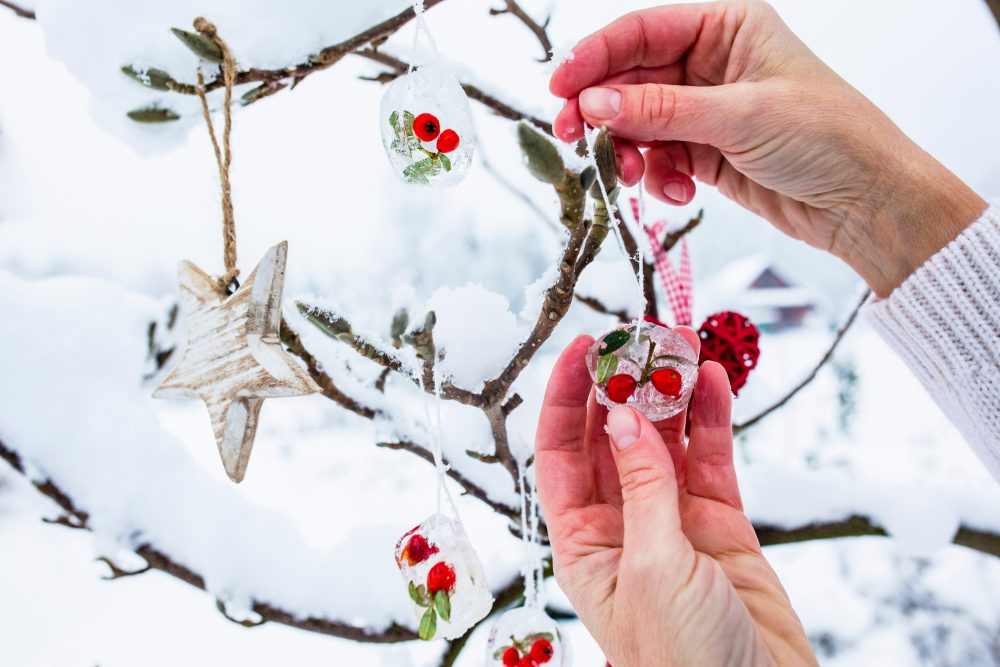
(867, 202, 1000, 482)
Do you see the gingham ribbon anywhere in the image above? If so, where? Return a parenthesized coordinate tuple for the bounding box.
(632, 197, 693, 326)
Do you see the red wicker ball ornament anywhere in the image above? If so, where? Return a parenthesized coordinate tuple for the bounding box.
(697, 311, 760, 395)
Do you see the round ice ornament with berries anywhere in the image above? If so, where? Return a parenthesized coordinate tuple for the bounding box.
(587, 321, 698, 421)
(395, 513, 493, 640)
(379, 65, 475, 187)
(487, 607, 568, 667)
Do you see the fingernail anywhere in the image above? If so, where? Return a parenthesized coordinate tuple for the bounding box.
(579, 87, 621, 120)
(663, 179, 689, 203)
(608, 406, 641, 450)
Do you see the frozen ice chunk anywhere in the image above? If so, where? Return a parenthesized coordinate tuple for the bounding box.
(486, 606, 569, 666)
(394, 513, 493, 640)
(586, 321, 698, 421)
(379, 65, 475, 188)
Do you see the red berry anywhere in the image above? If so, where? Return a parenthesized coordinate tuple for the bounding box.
(436, 129, 460, 153)
(402, 534, 437, 566)
(530, 638, 554, 663)
(650, 368, 682, 397)
(517, 657, 536, 667)
(413, 113, 440, 142)
(502, 647, 520, 667)
(606, 374, 637, 403)
(426, 562, 456, 594)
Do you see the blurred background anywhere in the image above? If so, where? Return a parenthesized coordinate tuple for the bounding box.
(1, 0, 999, 665)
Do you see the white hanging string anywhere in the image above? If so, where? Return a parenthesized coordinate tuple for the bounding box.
(583, 125, 649, 335)
(517, 455, 543, 608)
(408, 0, 441, 73)
(417, 361, 461, 529)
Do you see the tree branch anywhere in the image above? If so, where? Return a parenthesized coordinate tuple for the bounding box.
(354, 48, 553, 134)
(0, 0, 34, 19)
(489, 0, 553, 62)
(987, 0, 1000, 29)
(573, 293, 629, 322)
(733, 288, 871, 435)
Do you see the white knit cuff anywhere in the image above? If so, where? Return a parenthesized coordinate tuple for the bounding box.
(866, 201, 1000, 481)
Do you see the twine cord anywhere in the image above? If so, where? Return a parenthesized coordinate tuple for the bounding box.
(192, 17, 239, 293)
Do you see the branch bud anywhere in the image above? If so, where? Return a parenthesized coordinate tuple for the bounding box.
(170, 27, 224, 63)
(126, 106, 180, 123)
(517, 123, 564, 185)
(589, 127, 617, 200)
(121, 65, 177, 91)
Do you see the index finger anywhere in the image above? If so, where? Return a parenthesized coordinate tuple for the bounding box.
(535, 335, 597, 514)
(549, 4, 712, 98)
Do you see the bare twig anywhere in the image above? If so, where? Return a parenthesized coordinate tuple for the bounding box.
(987, 0, 1000, 29)
(734, 289, 871, 435)
(662, 209, 704, 252)
(96, 556, 151, 580)
(573, 293, 630, 322)
(0, 0, 34, 19)
(613, 207, 659, 319)
(489, 0, 554, 62)
(480, 150, 559, 232)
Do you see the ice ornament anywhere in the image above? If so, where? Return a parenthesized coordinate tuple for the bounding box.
(379, 65, 475, 187)
(486, 607, 568, 667)
(394, 513, 493, 640)
(587, 321, 698, 421)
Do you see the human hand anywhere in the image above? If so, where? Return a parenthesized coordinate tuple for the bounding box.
(550, 0, 986, 296)
(535, 332, 817, 667)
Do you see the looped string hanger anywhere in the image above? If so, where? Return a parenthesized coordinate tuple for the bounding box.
(417, 359, 461, 530)
(192, 17, 239, 295)
(583, 125, 649, 335)
(407, 0, 441, 73)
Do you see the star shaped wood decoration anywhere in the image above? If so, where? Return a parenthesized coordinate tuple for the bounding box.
(154, 241, 320, 482)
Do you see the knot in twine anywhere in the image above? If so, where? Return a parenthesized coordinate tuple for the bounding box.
(193, 17, 239, 294)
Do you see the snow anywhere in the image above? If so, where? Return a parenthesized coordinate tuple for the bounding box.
(1, 0, 1000, 665)
(426, 283, 523, 391)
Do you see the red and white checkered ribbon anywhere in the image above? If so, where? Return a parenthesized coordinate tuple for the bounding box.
(632, 197, 693, 326)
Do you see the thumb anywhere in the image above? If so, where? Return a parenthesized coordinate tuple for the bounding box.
(578, 82, 751, 146)
(607, 406, 683, 553)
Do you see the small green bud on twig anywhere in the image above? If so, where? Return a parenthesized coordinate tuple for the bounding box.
(517, 123, 564, 185)
(126, 106, 181, 123)
(590, 127, 617, 200)
(121, 65, 177, 91)
(171, 27, 224, 63)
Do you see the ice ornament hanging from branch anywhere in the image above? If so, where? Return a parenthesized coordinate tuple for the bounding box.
(394, 514, 493, 640)
(379, 64, 476, 187)
(487, 606, 567, 667)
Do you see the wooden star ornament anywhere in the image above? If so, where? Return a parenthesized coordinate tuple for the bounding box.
(154, 241, 320, 482)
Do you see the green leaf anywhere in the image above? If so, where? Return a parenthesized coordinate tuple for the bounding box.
(433, 589, 451, 622)
(389, 110, 400, 133)
(403, 110, 416, 138)
(170, 27, 224, 63)
(126, 107, 181, 123)
(596, 353, 618, 383)
(418, 607, 437, 641)
(408, 581, 432, 607)
(600, 330, 630, 355)
(439, 153, 452, 172)
(525, 632, 555, 643)
(403, 157, 442, 184)
(493, 646, 514, 660)
(120, 65, 176, 91)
